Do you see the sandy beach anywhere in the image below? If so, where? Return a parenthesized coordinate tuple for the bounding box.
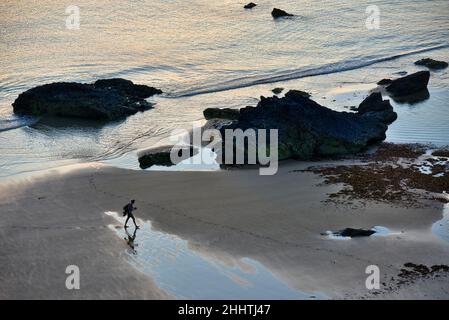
(2, 0, 449, 304)
(1, 157, 448, 299)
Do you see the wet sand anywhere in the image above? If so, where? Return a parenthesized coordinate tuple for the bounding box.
(1, 160, 448, 299)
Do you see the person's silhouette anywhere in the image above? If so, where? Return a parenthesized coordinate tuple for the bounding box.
(125, 227, 138, 255)
(123, 199, 139, 229)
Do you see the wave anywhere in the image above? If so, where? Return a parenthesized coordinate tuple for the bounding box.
(0, 117, 39, 132)
(171, 44, 449, 98)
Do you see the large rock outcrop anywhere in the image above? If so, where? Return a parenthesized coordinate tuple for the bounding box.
(12, 78, 162, 121)
(219, 90, 397, 161)
(386, 71, 430, 98)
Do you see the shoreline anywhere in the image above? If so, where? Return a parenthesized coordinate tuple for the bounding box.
(1, 154, 448, 299)
(1, 45, 449, 179)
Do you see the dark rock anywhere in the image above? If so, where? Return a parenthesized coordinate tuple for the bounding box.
(432, 149, 449, 157)
(388, 88, 430, 104)
(396, 263, 449, 289)
(339, 228, 376, 238)
(203, 118, 237, 133)
(219, 90, 396, 161)
(356, 92, 397, 124)
(244, 2, 257, 9)
(139, 145, 198, 169)
(377, 78, 393, 86)
(386, 71, 430, 98)
(284, 89, 311, 99)
(272, 87, 284, 95)
(12, 78, 162, 121)
(399, 263, 449, 281)
(431, 265, 449, 273)
(271, 8, 294, 19)
(415, 58, 448, 70)
(94, 78, 162, 98)
(203, 108, 240, 120)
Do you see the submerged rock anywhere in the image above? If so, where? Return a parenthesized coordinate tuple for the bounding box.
(395, 71, 408, 76)
(203, 108, 240, 120)
(139, 145, 198, 169)
(386, 71, 430, 98)
(219, 90, 396, 161)
(244, 2, 257, 9)
(12, 78, 162, 121)
(271, 8, 294, 19)
(415, 58, 448, 70)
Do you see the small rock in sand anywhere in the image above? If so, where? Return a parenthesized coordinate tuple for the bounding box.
(272, 87, 284, 95)
(338, 228, 376, 238)
(244, 2, 257, 9)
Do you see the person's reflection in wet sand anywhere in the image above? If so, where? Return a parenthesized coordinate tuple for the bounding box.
(125, 227, 138, 255)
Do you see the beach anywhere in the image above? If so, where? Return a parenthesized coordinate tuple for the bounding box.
(1, 158, 448, 299)
(1, 0, 449, 300)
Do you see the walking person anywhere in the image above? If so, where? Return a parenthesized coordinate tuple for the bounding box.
(123, 199, 139, 229)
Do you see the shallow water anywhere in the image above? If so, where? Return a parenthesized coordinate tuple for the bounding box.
(387, 87, 449, 146)
(104, 211, 324, 299)
(0, 0, 449, 177)
(433, 203, 449, 244)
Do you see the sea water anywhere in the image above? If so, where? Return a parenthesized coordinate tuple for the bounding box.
(1, 0, 448, 177)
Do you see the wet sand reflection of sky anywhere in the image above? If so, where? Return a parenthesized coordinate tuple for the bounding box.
(433, 203, 449, 245)
(104, 211, 324, 300)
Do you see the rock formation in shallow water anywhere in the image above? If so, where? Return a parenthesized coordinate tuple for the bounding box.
(414, 58, 448, 70)
(139, 145, 198, 169)
(386, 71, 430, 98)
(219, 90, 397, 161)
(12, 78, 162, 121)
(271, 8, 294, 19)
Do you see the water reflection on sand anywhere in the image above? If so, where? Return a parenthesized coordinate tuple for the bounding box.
(104, 211, 325, 300)
(433, 203, 449, 244)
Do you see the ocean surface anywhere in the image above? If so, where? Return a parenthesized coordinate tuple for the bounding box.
(1, 0, 449, 177)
